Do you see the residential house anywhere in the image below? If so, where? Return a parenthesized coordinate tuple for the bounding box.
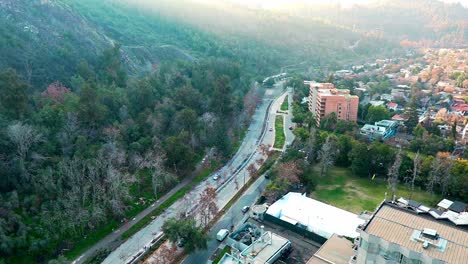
(387, 102, 399, 111)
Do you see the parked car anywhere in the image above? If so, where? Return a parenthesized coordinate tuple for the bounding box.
(216, 229, 229, 242)
(241, 206, 250, 214)
(213, 174, 219, 180)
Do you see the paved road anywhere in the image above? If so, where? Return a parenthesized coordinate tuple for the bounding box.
(72, 149, 212, 264)
(181, 86, 295, 264)
(102, 85, 285, 264)
(284, 87, 295, 147)
(181, 174, 268, 264)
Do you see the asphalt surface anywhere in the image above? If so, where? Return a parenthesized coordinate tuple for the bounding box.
(182, 174, 268, 264)
(181, 86, 295, 264)
(102, 84, 286, 264)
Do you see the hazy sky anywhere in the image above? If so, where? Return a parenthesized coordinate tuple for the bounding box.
(223, 0, 468, 8)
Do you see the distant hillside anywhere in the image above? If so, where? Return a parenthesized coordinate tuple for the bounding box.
(117, 0, 404, 69)
(0, 0, 283, 88)
(0, 0, 404, 89)
(278, 0, 468, 47)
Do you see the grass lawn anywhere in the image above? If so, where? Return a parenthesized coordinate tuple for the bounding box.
(280, 96, 288, 111)
(309, 166, 441, 214)
(212, 246, 230, 264)
(274, 115, 285, 148)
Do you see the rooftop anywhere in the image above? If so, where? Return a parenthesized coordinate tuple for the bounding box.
(363, 203, 468, 263)
(240, 232, 290, 264)
(266, 192, 365, 239)
(306, 234, 354, 264)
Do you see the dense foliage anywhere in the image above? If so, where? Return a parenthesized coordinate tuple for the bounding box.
(0, 44, 253, 262)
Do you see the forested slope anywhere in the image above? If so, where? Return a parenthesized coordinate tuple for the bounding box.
(0, 1, 409, 263)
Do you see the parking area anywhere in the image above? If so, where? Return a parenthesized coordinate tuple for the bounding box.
(246, 218, 321, 264)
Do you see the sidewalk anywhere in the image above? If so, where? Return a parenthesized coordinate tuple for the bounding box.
(73, 176, 193, 264)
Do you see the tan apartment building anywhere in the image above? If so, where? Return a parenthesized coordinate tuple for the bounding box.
(355, 201, 468, 264)
(307, 82, 359, 126)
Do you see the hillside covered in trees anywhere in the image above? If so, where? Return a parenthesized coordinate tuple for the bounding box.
(275, 0, 468, 48)
(1, 0, 465, 263)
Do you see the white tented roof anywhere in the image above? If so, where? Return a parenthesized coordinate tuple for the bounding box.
(438, 199, 453, 209)
(266, 192, 365, 239)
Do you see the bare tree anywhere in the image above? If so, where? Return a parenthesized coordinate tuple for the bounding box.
(318, 136, 336, 177)
(305, 127, 317, 162)
(426, 152, 453, 197)
(197, 186, 218, 227)
(437, 152, 453, 196)
(247, 163, 257, 180)
(7, 122, 42, 181)
(387, 148, 402, 201)
(407, 151, 421, 200)
(277, 161, 301, 186)
(58, 113, 79, 156)
(427, 157, 442, 196)
(259, 144, 272, 157)
(149, 243, 177, 264)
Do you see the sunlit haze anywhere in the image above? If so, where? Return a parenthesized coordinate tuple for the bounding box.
(218, 0, 468, 8)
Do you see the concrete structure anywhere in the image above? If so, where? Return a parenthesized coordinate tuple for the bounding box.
(307, 82, 359, 126)
(360, 120, 398, 140)
(355, 201, 468, 264)
(250, 204, 269, 221)
(265, 192, 365, 239)
(369, 100, 385, 107)
(219, 231, 291, 264)
(306, 234, 355, 264)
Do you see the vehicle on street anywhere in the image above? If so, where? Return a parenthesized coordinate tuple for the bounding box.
(213, 174, 219, 180)
(216, 229, 229, 242)
(288, 126, 293, 130)
(269, 127, 273, 131)
(241, 206, 250, 214)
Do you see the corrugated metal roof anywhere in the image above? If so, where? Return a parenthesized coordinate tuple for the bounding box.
(437, 199, 453, 209)
(365, 205, 468, 263)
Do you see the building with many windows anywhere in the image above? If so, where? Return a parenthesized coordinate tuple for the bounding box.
(307, 82, 359, 126)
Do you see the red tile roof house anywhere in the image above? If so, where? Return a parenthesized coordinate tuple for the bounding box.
(392, 114, 408, 125)
(387, 102, 398, 111)
(451, 103, 468, 116)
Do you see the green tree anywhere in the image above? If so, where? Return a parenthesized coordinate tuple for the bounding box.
(320, 112, 337, 131)
(97, 44, 127, 87)
(293, 127, 309, 141)
(78, 82, 106, 127)
(349, 141, 370, 177)
(405, 97, 419, 133)
(163, 131, 195, 172)
(413, 124, 426, 138)
(366, 106, 390, 123)
(162, 217, 208, 253)
(0, 68, 29, 119)
(264, 78, 275, 87)
(335, 135, 353, 167)
(324, 73, 334, 83)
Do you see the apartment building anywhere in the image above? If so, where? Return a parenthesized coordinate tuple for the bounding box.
(354, 200, 468, 264)
(307, 82, 359, 125)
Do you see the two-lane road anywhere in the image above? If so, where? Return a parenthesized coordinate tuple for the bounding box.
(181, 87, 295, 264)
(102, 85, 285, 264)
